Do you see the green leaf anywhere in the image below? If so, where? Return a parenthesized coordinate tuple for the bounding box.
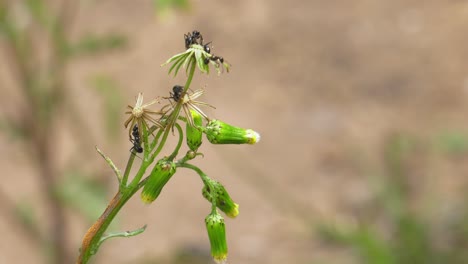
(168, 53, 188, 76)
(93, 225, 147, 254)
(163, 52, 186, 65)
(195, 49, 207, 74)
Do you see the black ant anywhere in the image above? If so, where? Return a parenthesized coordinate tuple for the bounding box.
(130, 124, 143, 153)
(203, 42, 212, 54)
(184, 30, 204, 49)
(160, 85, 185, 121)
(170, 85, 184, 102)
(204, 55, 225, 66)
(201, 42, 225, 65)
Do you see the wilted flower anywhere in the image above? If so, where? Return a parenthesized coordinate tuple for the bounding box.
(124, 93, 164, 139)
(161, 85, 214, 130)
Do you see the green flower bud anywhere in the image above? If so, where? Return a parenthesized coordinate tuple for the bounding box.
(186, 110, 203, 151)
(202, 180, 239, 218)
(141, 158, 176, 204)
(205, 119, 260, 145)
(205, 211, 228, 263)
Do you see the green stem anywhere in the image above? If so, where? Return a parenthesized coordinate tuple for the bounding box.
(128, 160, 151, 190)
(167, 123, 183, 160)
(178, 162, 217, 207)
(149, 126, 164, 153)
(122, 150, 136, 188)
(182, 57, 196, 94)
(151, 60, 196, 161)
(142, 122, 150, 156)
(177, 162, 209, 183)
(77, 187, 139, 264)
(78, 55, 199, 264)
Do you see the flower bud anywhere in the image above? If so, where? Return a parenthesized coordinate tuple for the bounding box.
(186, 150, 197, 159)
(202, 180, 239, 218)
(205, 211, 228, 263)
(186, 110, 203, 151)
(141, 158, 176, 204)
(205, 120, 260, 145)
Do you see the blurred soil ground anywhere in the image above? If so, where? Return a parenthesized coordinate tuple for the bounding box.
(2, 0, 468, 263)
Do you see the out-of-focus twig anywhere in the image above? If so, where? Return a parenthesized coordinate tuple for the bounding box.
(0, 188, 43, 245)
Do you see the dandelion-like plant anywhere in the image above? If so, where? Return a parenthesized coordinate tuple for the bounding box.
(161, 85, 215, 129)
(77, 30, 259, 264)
(124, 93, 163, 139)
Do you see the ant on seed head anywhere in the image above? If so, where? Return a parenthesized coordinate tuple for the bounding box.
(184, 30, 204, 49)
(170, 85, 184, 102)
(204, 55, 225, 65)
(130, 124, 143, 154)
(201, 41, 225, 65)
(160, 85, 186, 121)
(203, 42, 212, 54)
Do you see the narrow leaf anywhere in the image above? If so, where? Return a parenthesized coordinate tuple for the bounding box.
(94, 225, 147, 254)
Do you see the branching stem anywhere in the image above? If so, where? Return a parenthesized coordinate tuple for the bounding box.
(77, 58, 198, 264)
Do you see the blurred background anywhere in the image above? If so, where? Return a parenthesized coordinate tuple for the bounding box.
(1, 0, 468, 263)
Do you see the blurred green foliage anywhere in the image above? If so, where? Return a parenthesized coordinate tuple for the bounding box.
(89, 74, 124, 141)
(434, 130, 468, 155)
(153, 0, 190, 15)
(24, 0, 54, 30)
(67, 33, 128, 57)
(318, 134, 468, 264)
(0, 0, 192, 263)
(0, 118, 28, 140)
(55, 170, 109, 223)
(15, 200, 41, 237)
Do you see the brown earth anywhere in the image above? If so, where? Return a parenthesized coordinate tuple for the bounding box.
(1, 0, 468, 263)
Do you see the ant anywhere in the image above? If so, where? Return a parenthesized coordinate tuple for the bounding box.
(184, 30, 204, 49)
(130, 124, 143, 153)
(201, 42, 225, 66)
(203, 42, 212, 54)
(169, 85, 184, 102)
(204, 55, 224, 65)
(160, 85, 185, 121)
